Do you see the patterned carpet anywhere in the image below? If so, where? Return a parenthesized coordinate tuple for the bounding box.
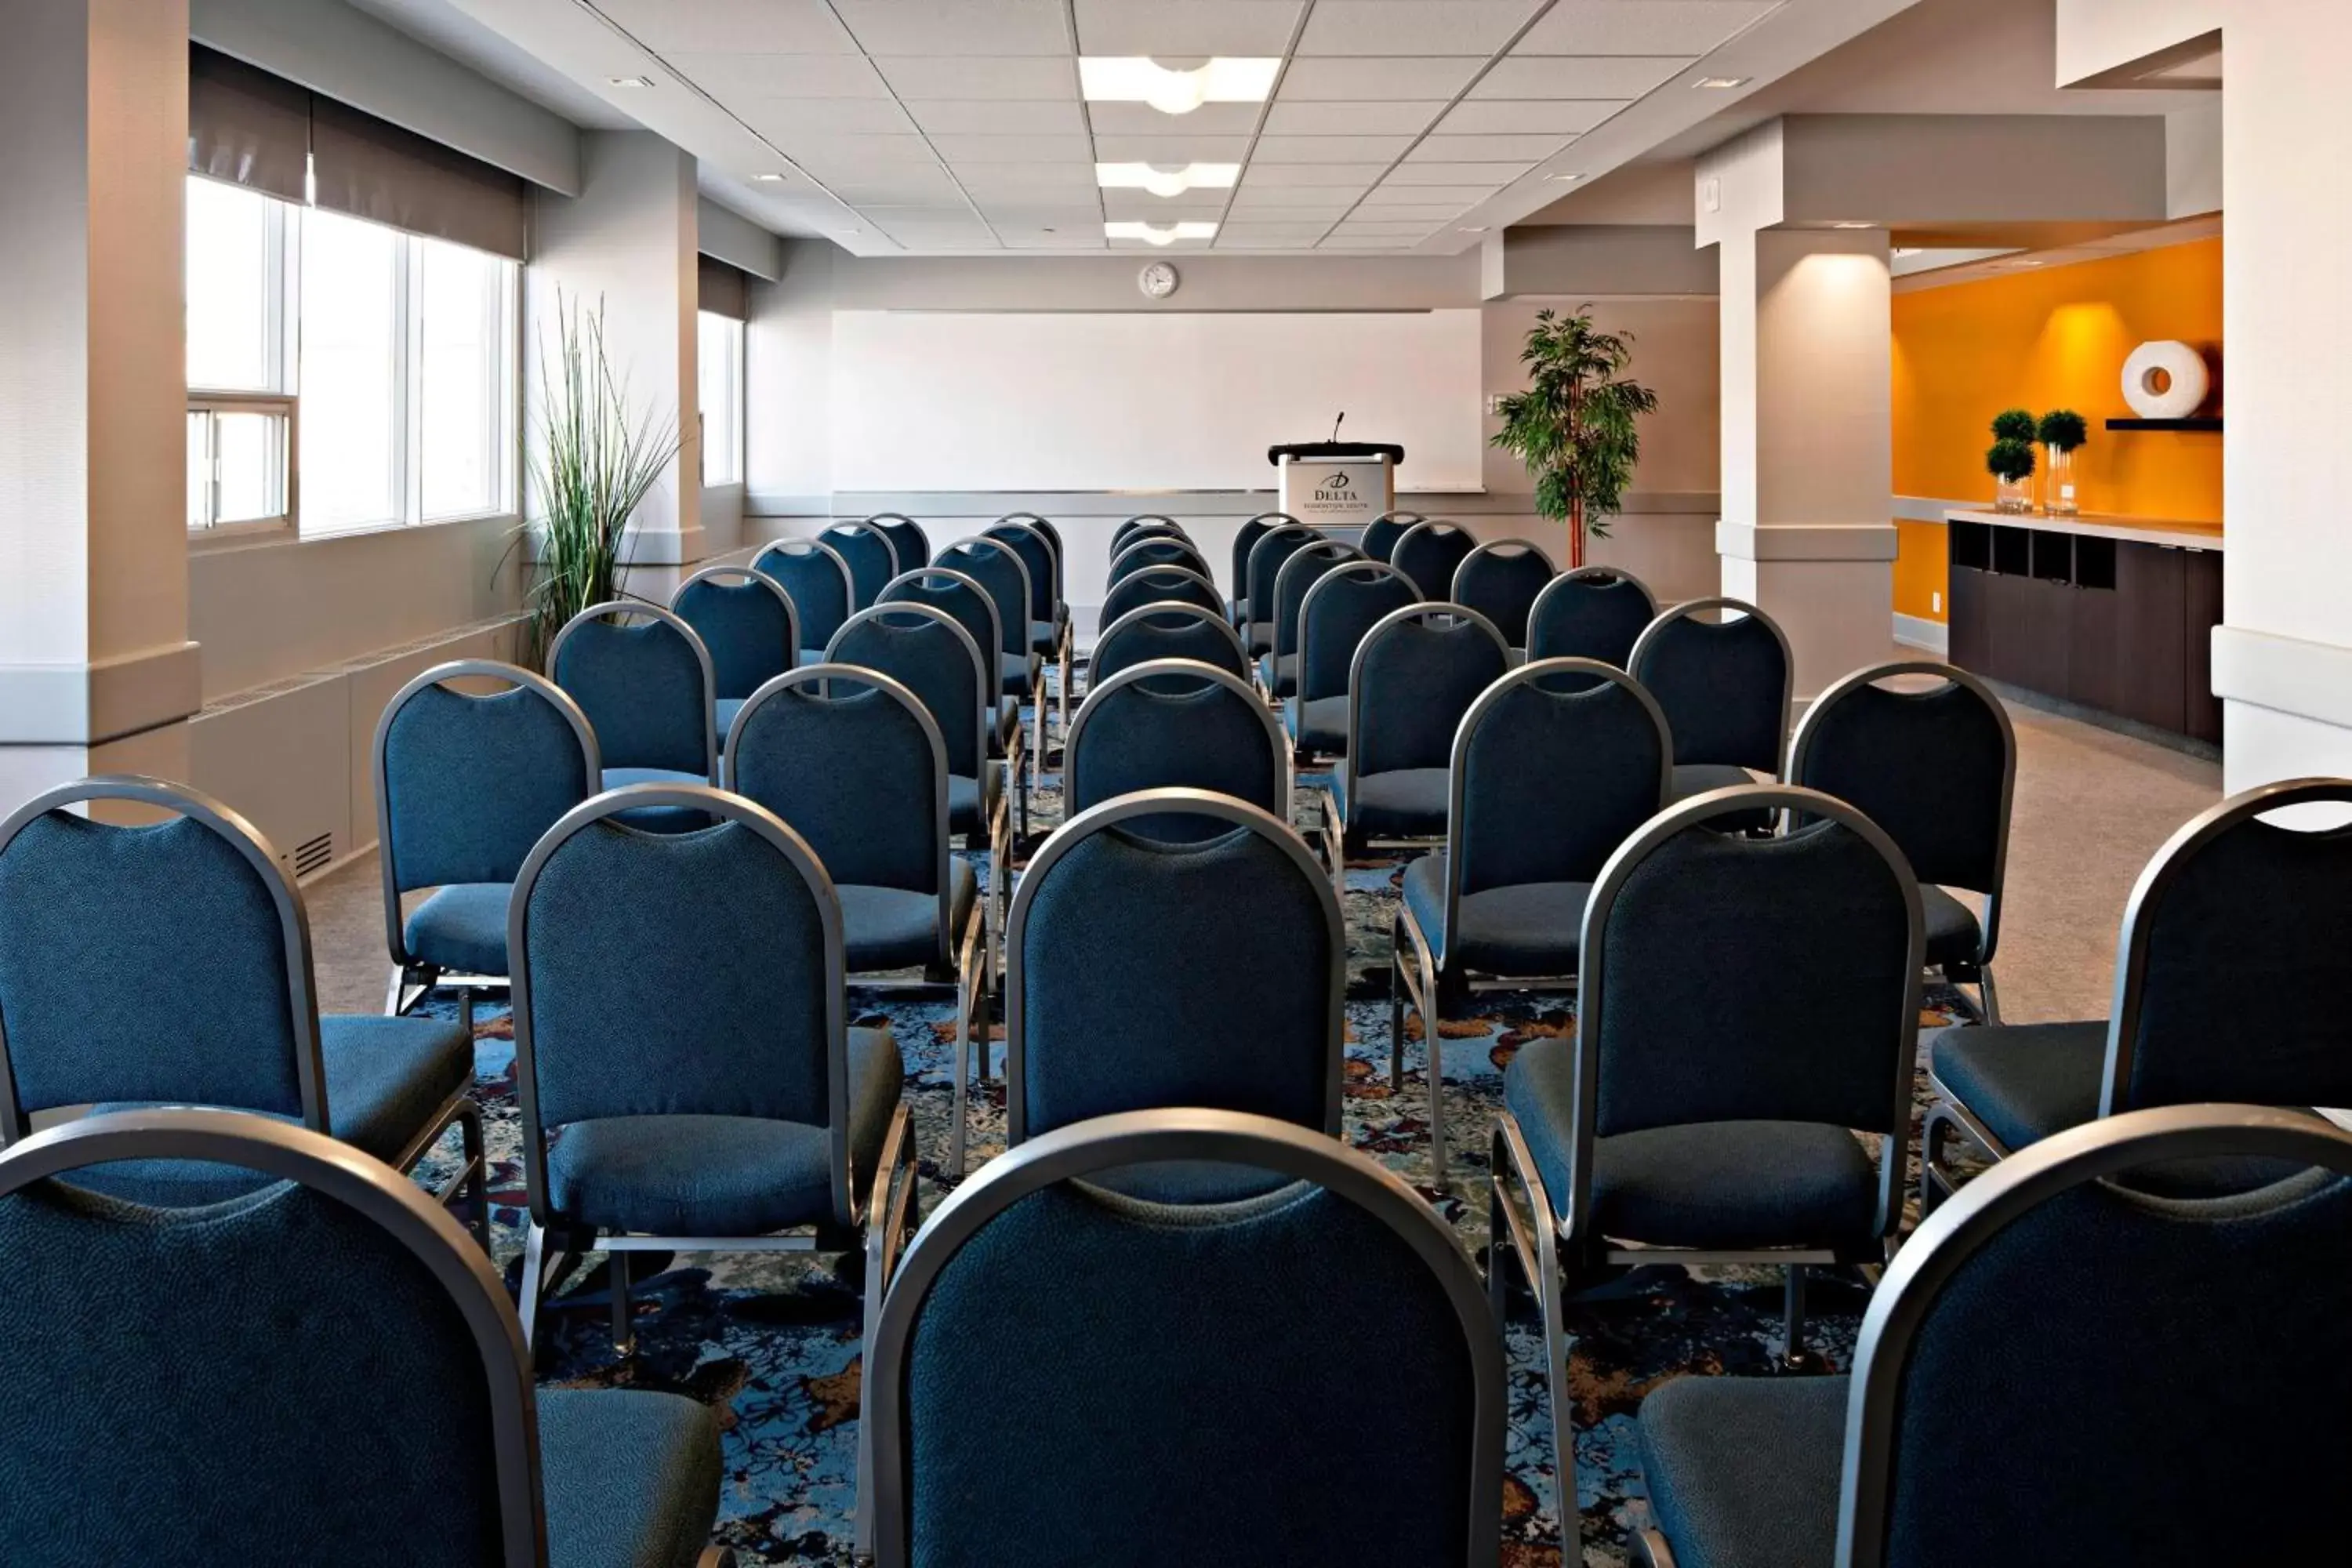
(408, 698, 1972, 1567)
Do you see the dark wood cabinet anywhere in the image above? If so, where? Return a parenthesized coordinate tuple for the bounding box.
(1947, 520, 2222, 745)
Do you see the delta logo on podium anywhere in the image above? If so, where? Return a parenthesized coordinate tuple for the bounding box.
(1314, 471, 1356, 506)
(1289, 460, 1384, 525)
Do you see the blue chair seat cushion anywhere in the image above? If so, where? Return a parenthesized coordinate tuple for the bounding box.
(78, 1013, 475, 1207)
(1331, 766, 1450, 839)
(538, 1388, 722, 1568)
(840, 860, 978, 972)
(601, 768, 711, 834)
(992, 696, 1019, 752)
(1256, 652, 1300, 698)
(1245, 619, 1274, 656)
(1637, 1373, 1846, 1568)
(1000, 651, 1040, 697)
(1029, 615, 1065, 654)
(544, 1027, 902, 1234)
(405, 882, 510, 977)
(949, 767, 1002, 837)
(1922, 884, 1984, 968)
(1504, 1036, 1879, 1250)
(1400, 855, 1588, 976)
(1928, 1020, 2107, 1153)
(715, 696, 746, 740)
(1287, 695, 1347, 753)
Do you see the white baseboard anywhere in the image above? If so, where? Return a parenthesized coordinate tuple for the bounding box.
(1893, 612, 1949, 656)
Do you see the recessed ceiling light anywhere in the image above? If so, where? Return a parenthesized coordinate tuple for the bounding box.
(1079, 57, 1280, 115)
(1831, 222, 1874, 230)
(606, 74, 656, 89)
(1693, 75, 1750, 89)
(1893, 246, 1923, 258)
(1105, 220, 1218, 246)
(751, 172, 787, 183)
(1459, 226, 1489, 234)
(1545, 172, 1584, 183)
(1097, 162, 1240, 198)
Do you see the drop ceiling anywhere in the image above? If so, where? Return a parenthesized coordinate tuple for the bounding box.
(368, 0, 1947, 255)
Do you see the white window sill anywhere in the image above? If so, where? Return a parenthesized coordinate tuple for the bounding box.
(189, 510, 519, 555)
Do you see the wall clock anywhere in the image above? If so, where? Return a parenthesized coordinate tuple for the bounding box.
(1138, 261, 1180, 300)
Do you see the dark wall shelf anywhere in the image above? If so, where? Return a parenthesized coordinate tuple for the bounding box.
(2107, 417, 2223, 432)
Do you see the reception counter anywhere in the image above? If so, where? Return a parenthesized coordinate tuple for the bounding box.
(1945, 509, 2223, 744)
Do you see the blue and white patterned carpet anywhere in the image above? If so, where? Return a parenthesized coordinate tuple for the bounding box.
(411, 716, 1970, 1566)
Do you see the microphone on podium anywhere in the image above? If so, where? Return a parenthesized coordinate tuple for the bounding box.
(1330, 411, 1345, 443)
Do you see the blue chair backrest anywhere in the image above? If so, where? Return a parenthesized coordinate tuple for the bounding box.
(1298, 561, 1420, 705)
(1091, 603, 1250, 689)
(727, 667, 946, 897)
(1112, 515, 1183, 554)
(0, 1109, 549, 1566)
(1450, 661, 1669, 899)
(868, 513, 930, 572)
(829, 604, 989, 783)
(510, 789, 848, 1214)
(2104, 779, 2352, 1116)
(1841, 1105, 2352, 1568)
(1628, 597, 1790, 773)
(1245, 524, 1323, 631)
(0, 778, 320, 1133)
(375, 661, 599, 896)
(1526, 567, 1657, 673)
(1101, 564, 1223, 627)
(546, 603, 715, 778)
(1359, 511, 1421, 564)
(1108, 535, 1212, 587)
(1581, 786, 1922, 1149)
(936, 539, 1031, 659)
(1270, 540, 1359, 660)
(1228, 513, 1293, 607)
(997, 511, 1062, 594)
(878, 567, 1004, 691)
(1348, 605, 1509, 780)
(820, 521, 901, 611)
(1392, 521, 1477, 601)
(983, 521, 1058, 622)
(670, 566, 799, 701)
(868, 1109, 1503, 1568)
(753, 539, 855, 650)
(1451, 539, 1554, 648)
(1063, 664, 1288, 841)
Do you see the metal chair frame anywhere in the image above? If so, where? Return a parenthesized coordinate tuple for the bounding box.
(1108, 534, 1214, 588)
(879, 565, 1031, 840)
(1627, 595, 1795, 785)
(1229, 511, 1300, 624)
(1390, 520, 1477, 601)
(1099, 562, 1224, 630)
(1261, 539, 1363, 701)
(1287, 558, 1421, 767)
(1450, 537, 1557, 652)
(546, 600, 720, 785)
(939, 536, 1047, 803)
(1062, 661, 1294, 829)
(818, 520, 903, 610)
(985, 517, 1076, 752)
(1091, 601, 1250, 688)
(1243, 523, 1325, 655)
(865, 512, 930, 572)
(1359, 510, 1425, 563)
(753, 536, 856, 655)
(668, 564, 802, 710)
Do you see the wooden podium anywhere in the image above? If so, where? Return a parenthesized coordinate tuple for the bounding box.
(1269, 441, 1403, 532)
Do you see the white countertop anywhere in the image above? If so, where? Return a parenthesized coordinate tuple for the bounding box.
(1945, 508, 2224, 553)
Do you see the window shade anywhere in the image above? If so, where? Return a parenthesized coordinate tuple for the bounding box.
(187, 45, 310, 205)
(310, 97, 528, 261)
(698, 256, 750, 321)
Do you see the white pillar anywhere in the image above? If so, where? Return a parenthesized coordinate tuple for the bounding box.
(1715, 227, 1896, 704)
(0, 0, 198, 811)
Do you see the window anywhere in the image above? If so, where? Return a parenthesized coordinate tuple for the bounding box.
(184, 174, 518, 539)
(699, 310, 745, 487)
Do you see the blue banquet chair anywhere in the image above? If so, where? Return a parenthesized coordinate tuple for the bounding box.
(669, 564, 799, 741)
(1062, 662, 1290, 841)
(1242, 522, 1324, 657)
(752, 537, 855, 662)
(1107, 533, 1214, 588)
(996, 510, 1064, 593)
(938, 536, 1046, 784)
(1112, 514, 1186, 554)
(1099, 562, 1224, 628)
(1632, 1104, 2352, 1568)
(1258, 538, 1359, 699)
(0, 776, 487, 1247)
(984, 517, 1074, 745)
(882, 564, 1029, 835)
(866, 511, 930, 572)
(372, 659, 599, 1025)
(1451, 538, 1556, 655)
(1788, 660, 2016, 1022)
(866, 1108, 1504, 1568)
(1226, 510, 1297, 625)
(1091, 601, 1251, 688)
(1391, 520, 1478, 601)
(0, 1107, 729, 1568)
(1359, 510, 1423, 564)
(1393, 659, 1671, 1185)
(726, 666, 986, 1175)
(1628, 596, 1792, 815)
(547, 601, 717, 833)
(1921, 775, 2352, 1210)
(1287, 559, 1419, 764)
(1312, 602, 1508, 887)
(819, 519, 901, 611)
(1491, 783, 1922, 1538)
(1526, 564, 1658, 677)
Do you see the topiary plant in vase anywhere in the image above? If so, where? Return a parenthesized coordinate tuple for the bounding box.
(1987, 409, 2038, 514)
(2037, 408, 2089, 516)
(1490, 307, 1659, 569)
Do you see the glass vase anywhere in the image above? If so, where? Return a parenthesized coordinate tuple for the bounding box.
(2044, 445, 2080, 515)
(1994, 474, 2034, 514)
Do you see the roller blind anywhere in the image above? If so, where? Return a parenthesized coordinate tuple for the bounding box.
(187, 45, 310, 205)
(698, 256, 750, 321)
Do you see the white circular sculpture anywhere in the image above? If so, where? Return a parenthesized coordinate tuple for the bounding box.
(2121, 340, 2210, 420)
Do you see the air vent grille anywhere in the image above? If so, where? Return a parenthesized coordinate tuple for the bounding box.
(292, 832, 335, 880)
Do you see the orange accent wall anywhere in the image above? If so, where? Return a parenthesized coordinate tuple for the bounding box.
(1890, 238, 2223, 623)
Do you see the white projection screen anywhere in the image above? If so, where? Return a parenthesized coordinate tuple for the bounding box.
(828, 308, 1484, 493)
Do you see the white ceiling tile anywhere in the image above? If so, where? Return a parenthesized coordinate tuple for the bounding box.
(1237, 162, 1390, 185)
(929, 132, 1096, 161)
(1342, 201, 1471, 220)
(1319, 234, 1417, 248)
(662, 53, 893, 100)
(1297, 1, 1542, 57)
(1380, 161, 1528, 184)
(1228, 187, 1362, 210)
(1108, 238, 1218, 252)
(604, 0, 858, 54)
(1218, 221, 1335, 238)
(1074, 0, 1305, 56)
(1472, 56, 1694, 98)
(859, 203, 985, 221)
(874, 56, 1077, 100)
(1091, 134, 1256, 162)
(1261, 100, 1447, 135)
(877, 224, 1003, 249)
(829, 168, 967, 201)
(906, 100, 1090, 135)
(1276, 57, 1481, 100)
(1251, 134, 1415, 162)
(736, 98, 920, 138)
(1102, 191, 1231, 216)
(951, 165, 1104, 197)
(1084, 101, 1265, 136)
(1515, 1, 1777, 56)
(1328, 219, 1443, 235)
(1406, 133, 1570, 162)
(835, 0, 1071, 56)
(998, 227, 1109, 249)
(1360, 182, 1501, 205)
(1435, 98, 1619, 134)
(974, 205, 1106, 226)
(769, 134, 942, 169)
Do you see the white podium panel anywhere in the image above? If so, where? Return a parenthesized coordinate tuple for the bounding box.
(1279, 456, 1394, 530)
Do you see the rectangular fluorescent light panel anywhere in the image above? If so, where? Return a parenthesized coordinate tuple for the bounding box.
(1096, 162, 1241, 197)
(1105, 220, 1220, 245)
(1080, 58, 1281, 114)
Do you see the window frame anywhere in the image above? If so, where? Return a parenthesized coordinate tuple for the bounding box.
(698, 309, 746, 489)
(186, 392, 299, 537)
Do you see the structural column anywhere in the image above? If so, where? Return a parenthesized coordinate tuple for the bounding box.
(0, 0, 199, 811)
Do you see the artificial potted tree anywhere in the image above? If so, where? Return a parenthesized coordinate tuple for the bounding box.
(1987, 409, 2038, 514)
(1490, 307, 1659, 569)
(2037, 408, 2088, 516)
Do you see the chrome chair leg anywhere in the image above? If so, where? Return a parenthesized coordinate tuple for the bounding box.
(1425, 946, 1447, 1190)
(385, 964, 407, 1015)
(1977, 966, 2002, 1024)
(950, 987, 971, 1180)
(1389, 922, 1408, 1091)
(458, 984, 474, 1039)
(517, 1222, 548, 1348)
(1782, 1263, 1807, 1365)
(459, 1098, 490, 1253)
(611, 1247, 635, 1359)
